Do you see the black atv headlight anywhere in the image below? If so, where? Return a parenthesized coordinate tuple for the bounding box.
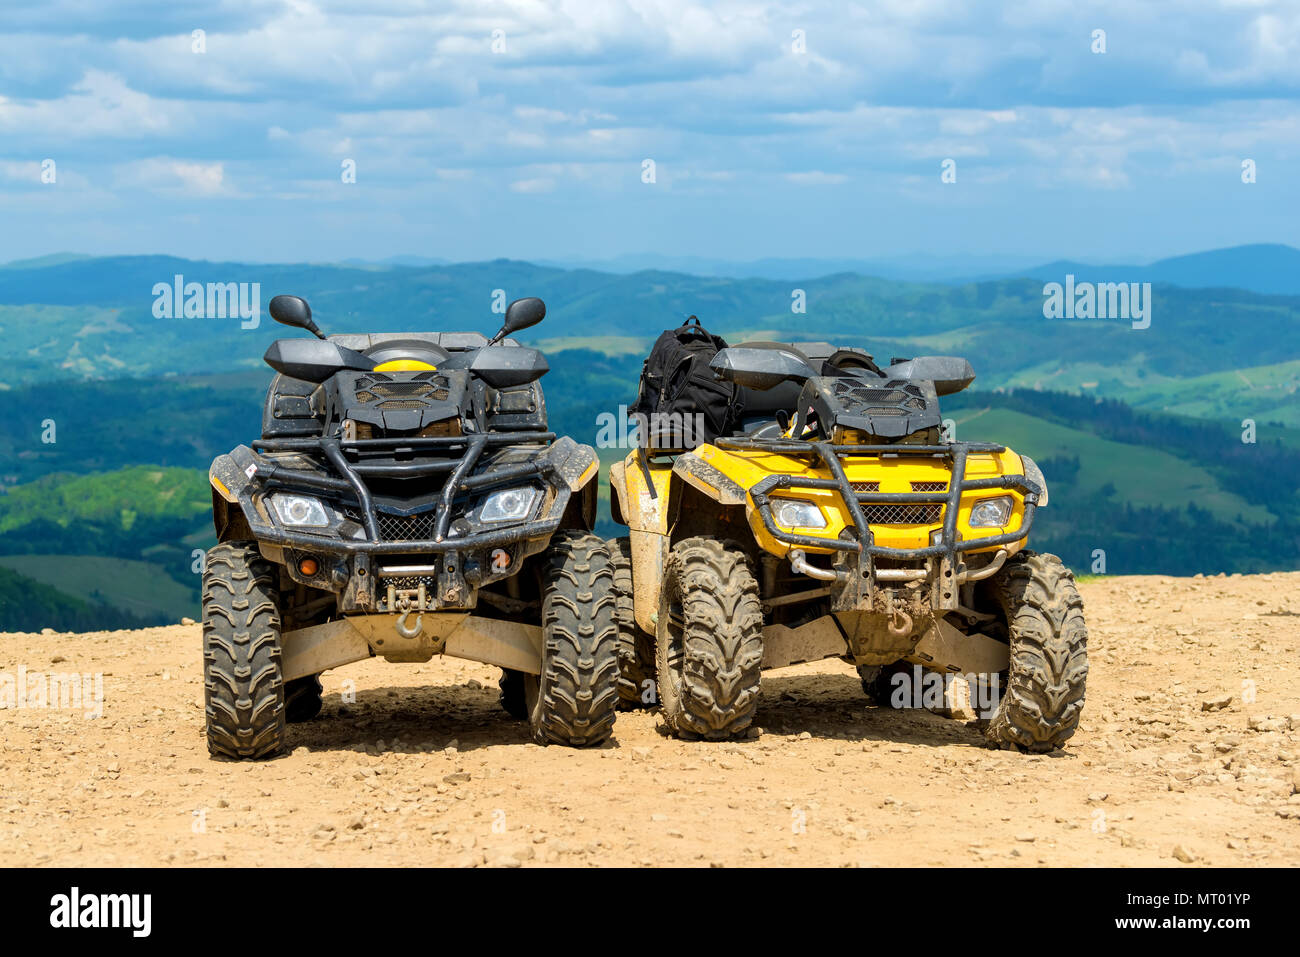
(479, 487, 539, 523)
(270, 492, 331, 528)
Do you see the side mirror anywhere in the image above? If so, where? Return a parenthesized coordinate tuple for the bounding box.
(489, 297, 546, 345)
(710, 347, 819, 391)
(269, 295, 325, 339)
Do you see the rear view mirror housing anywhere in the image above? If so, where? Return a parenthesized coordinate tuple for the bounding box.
(489, 297, 546, 345)
(268, 295, 326, 339)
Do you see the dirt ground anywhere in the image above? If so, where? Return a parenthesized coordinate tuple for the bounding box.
(2, 571, 1298, 867)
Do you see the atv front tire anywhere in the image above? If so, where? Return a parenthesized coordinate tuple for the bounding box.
(983, 551, 1088, 753)
(202, 542, 287, 759)
(527, 533, 619, 746)
(610, 536, 656, 710)
(657, 538, 764, 740)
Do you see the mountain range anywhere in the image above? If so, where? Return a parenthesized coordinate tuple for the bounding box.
(0, 247, 1296, 629)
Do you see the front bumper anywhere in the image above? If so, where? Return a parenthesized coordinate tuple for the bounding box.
(712, 436, 1041, 610)
(210, 432, 595, 611)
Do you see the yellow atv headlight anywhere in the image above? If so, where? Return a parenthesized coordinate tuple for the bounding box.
(773, 498, 827, 530)
(969, 496, 1013, 528)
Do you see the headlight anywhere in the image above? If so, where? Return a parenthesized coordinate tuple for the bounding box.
(773, 499, 827, 530)
(969, 496, 1013, 528)
(270, 493, 330, 528)
(1019, 455, 1049, 507)
(480, 487, 539, 523)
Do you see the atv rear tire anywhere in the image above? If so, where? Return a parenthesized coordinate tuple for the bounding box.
(610, 536, 656, 709)
(527, 533, 619, 746)
(285, 675, 323, 723)
(202, 542, 287, 759)
(499, 668, 528, 720)
(657, 537, 764, 740)
(983, 551, 1088, 753)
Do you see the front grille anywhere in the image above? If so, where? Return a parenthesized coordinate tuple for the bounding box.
(353, 373, 451, 404)
(354, 418, 461, 439)
(376, 399, 426, 410)
(372, 381, 436, 397)
(850, 481, 880, 493)
(834, 383, 907, 403)
(381, 574, 437, 591)
(376, 511, 439, 542)
(863, 503, 942, 525)
(910, 481, 948, 492)
(832, 380, 927, 411)
(342, 506, 441, 542)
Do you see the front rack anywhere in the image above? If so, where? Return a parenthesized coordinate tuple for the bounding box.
(249, 431, 559, 554)
(713, 436, 1040, 563)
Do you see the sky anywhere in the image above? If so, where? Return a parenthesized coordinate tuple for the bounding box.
(0, 0, 1298, 267)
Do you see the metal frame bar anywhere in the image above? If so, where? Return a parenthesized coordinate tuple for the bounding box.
(715, 436, 1041, 565)
(248, 431, 558, 555)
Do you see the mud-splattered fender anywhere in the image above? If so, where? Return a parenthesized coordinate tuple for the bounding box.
(208, 446, 275, 541)
(541, 436, 599, 492)
(670, 451, 747, 506)
(539, 436, 600, 529)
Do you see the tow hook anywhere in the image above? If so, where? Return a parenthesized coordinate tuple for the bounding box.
(394, 609, 424, 639)
(888, 607, 913, 636)
(388, 582, 430, 639)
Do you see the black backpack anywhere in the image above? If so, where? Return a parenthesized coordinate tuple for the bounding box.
(630, 316, 740, 449)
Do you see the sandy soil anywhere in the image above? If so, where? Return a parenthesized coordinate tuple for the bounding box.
(2, 571, 1298, 867)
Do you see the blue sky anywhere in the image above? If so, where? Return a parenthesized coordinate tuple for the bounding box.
(0, 0, 1298, 266)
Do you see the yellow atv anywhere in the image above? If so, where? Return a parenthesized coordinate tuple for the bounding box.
(608, 342, 1087, 752)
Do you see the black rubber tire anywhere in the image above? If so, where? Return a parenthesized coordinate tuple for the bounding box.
(610, 536, 657, 710)
(285, 675, 323, 723)
(983, 551, 1088, 753)
(499, 668, 528, 721)
(656, 537, 764, 740)
(527, 533, 620, 746)
(858, 662, 911, 708)
(202, 542, 287, 759)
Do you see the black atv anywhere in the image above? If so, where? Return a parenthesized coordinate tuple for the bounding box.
(203, 294, 617, 758)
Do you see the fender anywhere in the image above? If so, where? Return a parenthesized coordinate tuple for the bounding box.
(610, 452, 679, 634)
(670, 451, 747, 506)
(208, 446, 271, 541)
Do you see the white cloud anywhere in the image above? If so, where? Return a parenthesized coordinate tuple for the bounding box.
(114, 157, 230, 196)
(509, 177, 556, 193)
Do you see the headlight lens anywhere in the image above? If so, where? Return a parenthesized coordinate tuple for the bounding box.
(480, 487, 539, 523)
(969, 496, 1013, 528)
(773, 499, 827, 530)
(270, 493, 330, 528)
